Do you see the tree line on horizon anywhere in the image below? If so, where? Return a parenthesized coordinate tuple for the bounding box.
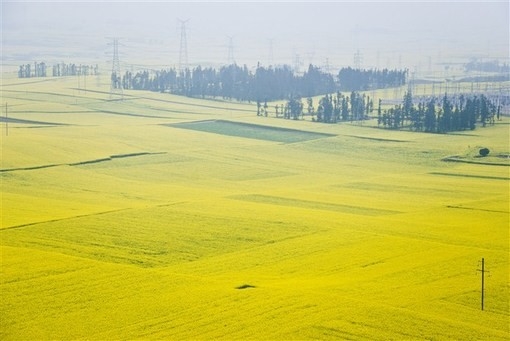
(118, 63, 406, 101)
(263, 91, 374, 123)
(18, 62, 99, 78)
(464, 59, 510, 73)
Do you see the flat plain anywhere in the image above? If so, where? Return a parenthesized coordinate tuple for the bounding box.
(1, 75, 509, 340)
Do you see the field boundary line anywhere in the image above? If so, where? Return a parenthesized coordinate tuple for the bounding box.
(229, 194, 400, 216)
(345, 134, 410, 143)
(0, 207, 133, 231)
(74, 88, 256, 112)
(442, 156, 510, 167)
(1, 200, 189, 231)
(429, 172, 509, 181)
(0, 152, 166, 173)
(446, 205, 509, 214)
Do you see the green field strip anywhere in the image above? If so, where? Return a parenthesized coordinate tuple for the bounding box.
(168, 119, 336, 143)
(229, 194, 400, 216)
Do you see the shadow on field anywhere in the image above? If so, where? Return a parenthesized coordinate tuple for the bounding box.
(235, 284, 256, 290)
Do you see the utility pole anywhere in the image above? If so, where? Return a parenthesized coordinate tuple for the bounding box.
(477, 258, 489, 311)
(178, 19, 190, 73)
(107, 37, 123, 100)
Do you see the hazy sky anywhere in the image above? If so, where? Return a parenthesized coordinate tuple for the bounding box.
(2, 1, 509, 73)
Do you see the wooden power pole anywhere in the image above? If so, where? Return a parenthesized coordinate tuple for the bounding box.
(477, 258, 489, 311)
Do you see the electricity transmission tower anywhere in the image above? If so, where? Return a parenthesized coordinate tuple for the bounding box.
(178, 19, 190, 73)
(293, 53, 302, 74)
(227, 36, 235, 65)
(107, 37, 123, 100)
(324, 58, 331, 74)
(354, 49, 363, 69)
(268, 39, 274, 66)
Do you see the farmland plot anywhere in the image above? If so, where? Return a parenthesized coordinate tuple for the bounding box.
(1, 76, 509, 340)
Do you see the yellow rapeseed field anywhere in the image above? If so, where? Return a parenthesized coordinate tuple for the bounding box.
(1, 75, 509, 340)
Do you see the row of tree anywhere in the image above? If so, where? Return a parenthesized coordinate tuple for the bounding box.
(337, 67, 406, 91)
(464, 59, 510, 73)
(257, 91, 373, 123)
(121, 64, 337, 102)
(18, 62, 47, 78)
(378, 92, 500, 133)
(18, 62, 99, 78)
(120, 63, 406, 102)
(52, 63, 99, 77)
(261, 90, 500, 134)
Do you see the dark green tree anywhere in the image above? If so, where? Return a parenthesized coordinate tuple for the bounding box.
(307, 97, 315, 120)
(403, 90, 413, 124)
(341, 96, 349, 121)
(424, 99, 436, 132)
(319, 95, 334, 123)
(377, 99, 382, 127)
(288, 96, 303, 120)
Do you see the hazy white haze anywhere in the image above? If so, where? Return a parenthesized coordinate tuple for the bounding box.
(2, 1, 509, 75)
